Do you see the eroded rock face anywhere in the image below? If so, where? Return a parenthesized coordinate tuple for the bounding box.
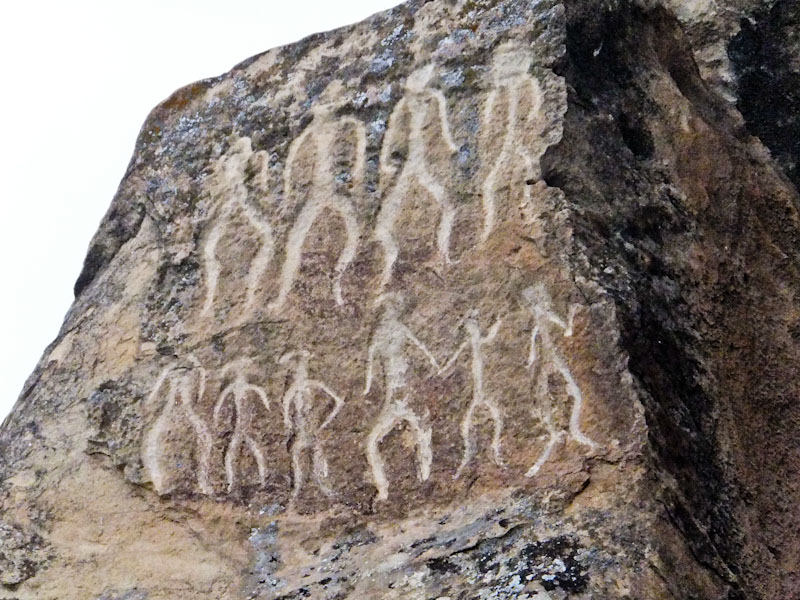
(2, 0, 799, 598)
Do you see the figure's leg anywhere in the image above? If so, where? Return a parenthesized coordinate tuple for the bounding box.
(331, 198, 360, 305)
(559, 362, 598, 450)
(195, 430, 214, 495)
(269, 200, 321, 312)
(397, 403, 433, 482)
(485, 397, 505, 467)
(312, 437, 334, 497)
(455, 400, 477, 479)
(419, 171, 454, 265)
(225, 433, 242, 493)
(241, 209, 274, 319)
(245, 434, 268, 486)
(289, 428, 308, 504)
(201, 216, 227, 316)
(366, 408, 399, 501)
(373, 179, 407, 293)
(526, 375, 562, 478)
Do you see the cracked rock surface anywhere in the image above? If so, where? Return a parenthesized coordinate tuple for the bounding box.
(2, 0, 799, 598)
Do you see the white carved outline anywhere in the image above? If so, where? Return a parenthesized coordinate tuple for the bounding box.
(522, 284, 597, 477)
(213, 358, 271, 493)
(364, 293, 439, 500)
(142, 355, 214, 495)
(438, 312, 505, 478)
(279, 350, 345, 503)
(374, 65, 459, 293)
(268, 108, 366, 312)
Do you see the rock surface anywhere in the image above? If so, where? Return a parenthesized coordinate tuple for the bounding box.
(2, 0, 799, 598)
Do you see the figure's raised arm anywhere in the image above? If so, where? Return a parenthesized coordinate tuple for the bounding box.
(486, 318, 502, 342)
(434, 90, 459, 154)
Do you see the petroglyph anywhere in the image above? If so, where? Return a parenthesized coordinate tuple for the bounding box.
(268, 101, 366, 312)
(201, 138, 275, 320)
(142, 356, 214, 495)
(523, 284, 597, 477)
(214, 358, 271, 493)
(438, 312, 504, 478)
(364, 293, 439, 500)
(374, 65, 459, 293)
(279, 350, 344, 503)
(481, 44, 544, 242)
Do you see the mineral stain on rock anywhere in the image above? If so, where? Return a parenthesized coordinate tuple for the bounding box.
(2, 0, 800, 598)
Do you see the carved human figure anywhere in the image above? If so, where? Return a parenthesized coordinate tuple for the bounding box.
(364, 293, 440, 500)
(522, 284, 597, 477)
(213, 358, 271, 493)
(279, 351, 345, 504)
(480, 44, 544, 242)
(438, 312, 504, 478)
(201, 137, 274, 320)
(268, 101, 366, 312)
(142, 355, 214, 495)
(374, 64, 459, 293)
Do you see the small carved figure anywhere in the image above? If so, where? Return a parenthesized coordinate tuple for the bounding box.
(522, 284, 597, 477)
(438, 311, 504, 478)
(364, 293, 440, 500)
(201, 138, 274, 320)
(280, 350, 345, 503)
(268, 99, 366, 312)
(214, 358, 271, 493)
(374, 64, 459, 293)
(142, 355, 214, 495)
(480, 44, 544, 242)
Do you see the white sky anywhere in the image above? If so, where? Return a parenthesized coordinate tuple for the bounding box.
(0, 0, 400, 421)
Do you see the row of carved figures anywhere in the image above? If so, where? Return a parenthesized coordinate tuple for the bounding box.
(202, 43, 549, 320)
(143, 284, 598, 502)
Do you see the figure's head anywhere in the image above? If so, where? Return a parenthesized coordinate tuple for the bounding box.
(375, 291, 408, 314)
(309, 80, 345, 118)
(490, 42, 533, 82)
(221, 356, 255, 379)
(405, 64, 437, 93)
(279, 350, 311, 367)
(522, 283, 551, 309)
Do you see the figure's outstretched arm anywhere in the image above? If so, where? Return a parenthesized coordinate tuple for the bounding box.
(486, 318, 502, 342)
(438, 340, 468, 376)
(214, 386, 234, 424)
(565, 305, 579, 337)
(406, 327, 440, 371)
(379, 98, 408, 178)
(364, 342, 377, 395)
(246, 384, 270, 412)
(434, 91, 459, 154)
(342, 117, 367, 189)
(545, 311, 569, 334)
(283, 125, 313, 201)
(313, 382, 345, 430)
(527, 326, 540, 368)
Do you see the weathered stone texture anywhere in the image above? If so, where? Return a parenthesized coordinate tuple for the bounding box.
(2, 0, 799, 598)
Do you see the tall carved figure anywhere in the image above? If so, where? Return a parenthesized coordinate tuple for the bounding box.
(480, 44, 544, 242)
(522, 284, 597, 478)
(214, 358, 271, 493)
(268, 101, 366, 312)
(142, 355, 214, 495)
(364, 293, 440, 500)
(374, 64, 459, 293)
(438, 312, 504, 478)
(201, 137, 274, 320)
(279, 350, 345, 503)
